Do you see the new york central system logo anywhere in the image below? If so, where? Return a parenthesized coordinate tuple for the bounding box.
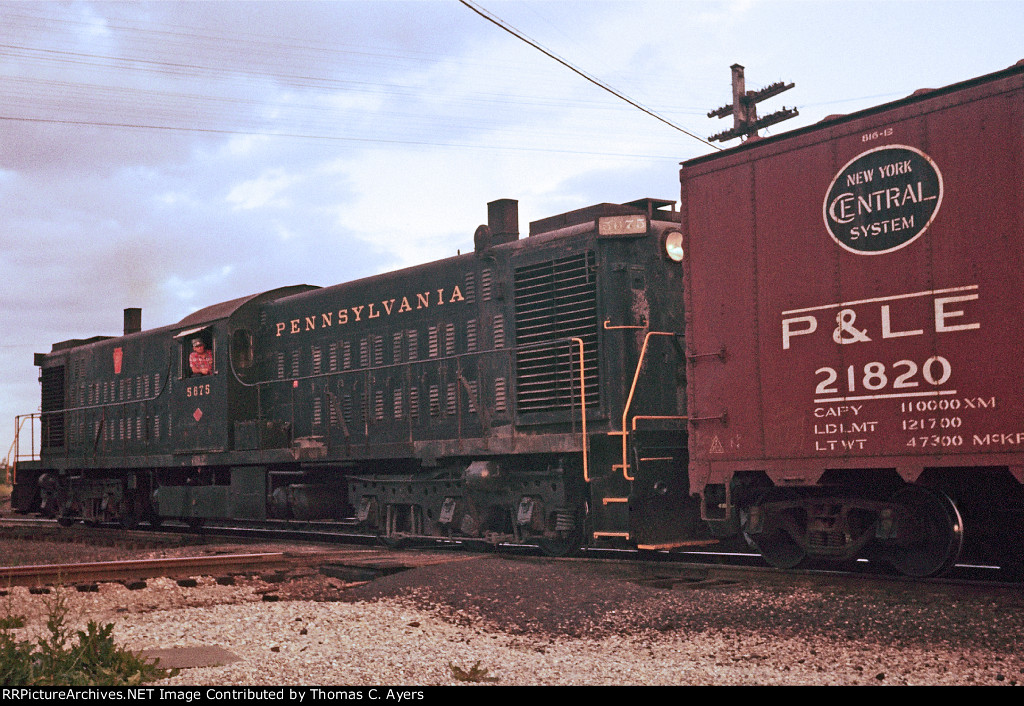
(823, 144, 943, 255)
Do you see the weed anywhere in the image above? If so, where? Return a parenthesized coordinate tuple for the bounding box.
(448, 660, 499, 683)
(0, 581, 25, 628)
(0, 615, 25, 629)
(0, 585, 179, 685)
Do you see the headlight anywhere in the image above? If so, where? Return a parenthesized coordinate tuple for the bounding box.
(663, 230, 684, 262)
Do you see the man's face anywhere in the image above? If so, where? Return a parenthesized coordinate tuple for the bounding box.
(193, 340, 206, 352)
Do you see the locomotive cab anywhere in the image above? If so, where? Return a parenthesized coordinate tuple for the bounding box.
(171, 323, 225, 453)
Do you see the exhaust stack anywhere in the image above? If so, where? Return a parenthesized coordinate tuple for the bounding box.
(123, 308, 142, 335)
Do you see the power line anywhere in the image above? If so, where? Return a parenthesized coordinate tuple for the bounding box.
(459, 0, 720, 151)
(0, 114, 682, 161)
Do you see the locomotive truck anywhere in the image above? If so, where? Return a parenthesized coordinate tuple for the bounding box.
(12, 60, 1024, 576)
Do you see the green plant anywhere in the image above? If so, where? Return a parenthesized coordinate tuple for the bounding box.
(448, 660, 499, 683)
(0, 585, 179, 685)
(0, 615, 25, 629)
(0, 582, 25, 629)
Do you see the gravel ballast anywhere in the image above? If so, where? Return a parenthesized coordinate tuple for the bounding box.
(2, 548, 1022, 686)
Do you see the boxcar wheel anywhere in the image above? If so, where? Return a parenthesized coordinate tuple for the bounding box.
(744, 491, 807, 570)
(749, 528, 807, 570)
(886, 485, 963, 578)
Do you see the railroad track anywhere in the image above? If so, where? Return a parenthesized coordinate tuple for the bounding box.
(0, 552, 289, 587)
(1, 515, 1018, 589)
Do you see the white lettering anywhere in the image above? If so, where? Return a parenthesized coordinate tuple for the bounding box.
(880, 304, 923, 339)
(935, 294, 980, 332)
(782, 315, 817, 350)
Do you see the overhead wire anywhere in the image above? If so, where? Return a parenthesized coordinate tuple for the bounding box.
(458, 0, 721, 151)
(0, 114, 683, 161)
(0, 4, 714, 159)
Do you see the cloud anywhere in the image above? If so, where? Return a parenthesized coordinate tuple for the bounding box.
(225, 169, 300, 210)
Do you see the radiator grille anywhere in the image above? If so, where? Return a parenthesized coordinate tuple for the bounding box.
(41, 366, 66, 447)
(513, 251, 599, 414)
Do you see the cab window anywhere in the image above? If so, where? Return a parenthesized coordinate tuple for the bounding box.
(181, 331, 214, 378)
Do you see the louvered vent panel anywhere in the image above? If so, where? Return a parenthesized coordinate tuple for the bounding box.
(513, 251, 599, 414)
(495, 377, 507, 412)
(493, 315, 505, 349)
(407, 330, 418, 361)
(481, 268, 493, 301)
(343, 394, 353, 424)
(372, 336, 384, 366)
(41, 366, 66, 447)
(429, 385, 440, 417)
(446, 382, 457, 416)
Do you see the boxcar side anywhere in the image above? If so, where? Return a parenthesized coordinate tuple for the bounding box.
(681, 61, 1024, 575)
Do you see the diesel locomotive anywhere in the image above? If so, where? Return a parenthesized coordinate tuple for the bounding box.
(13, 197, 696, 557)
(12, 60, 1024, 576)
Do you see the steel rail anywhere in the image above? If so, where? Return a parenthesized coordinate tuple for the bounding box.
(0, 552, 287, 586)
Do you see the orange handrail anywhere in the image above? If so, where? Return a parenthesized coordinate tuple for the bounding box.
(620, 332, 677, 481)
(570, 337, 589, 482)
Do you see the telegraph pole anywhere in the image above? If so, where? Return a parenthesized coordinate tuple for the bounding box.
(708, 64, 798, 143)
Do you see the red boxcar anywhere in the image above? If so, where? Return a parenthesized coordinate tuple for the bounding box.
(680, 61, 1024, 576)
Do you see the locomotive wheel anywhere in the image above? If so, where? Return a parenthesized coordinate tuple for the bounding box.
(536, 504, 585, 558)
(536, 529, 582, 557)
(886, 485, 963, 578)
(185, 517, 205, 531)
(378, 535, 409, 550)
(119, 495, 140, 530)
(378, 504, 418, 549)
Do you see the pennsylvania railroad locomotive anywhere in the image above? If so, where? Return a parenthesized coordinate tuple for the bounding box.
(12, 60, 1024, 576)
(13, 196, 695, 558)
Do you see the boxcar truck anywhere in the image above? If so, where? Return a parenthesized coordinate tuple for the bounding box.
(680, 61, 1024, 577)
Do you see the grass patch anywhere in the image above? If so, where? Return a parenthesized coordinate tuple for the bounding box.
(1, 585, 179, 685)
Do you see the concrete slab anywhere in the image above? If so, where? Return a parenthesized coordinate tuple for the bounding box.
(140, 645, 240, 669)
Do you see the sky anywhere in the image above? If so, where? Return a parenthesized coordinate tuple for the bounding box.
(2, 0, 1023, 459)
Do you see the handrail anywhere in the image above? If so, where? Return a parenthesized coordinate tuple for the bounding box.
(631, 415, 689, 431)
(7, 413, 40, 485)
(570, 337, 589, 482)
(620, 331, 678, 481)
(36, 364, 172, 416)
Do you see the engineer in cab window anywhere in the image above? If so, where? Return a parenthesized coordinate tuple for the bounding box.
(189, 338, 213, 376)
